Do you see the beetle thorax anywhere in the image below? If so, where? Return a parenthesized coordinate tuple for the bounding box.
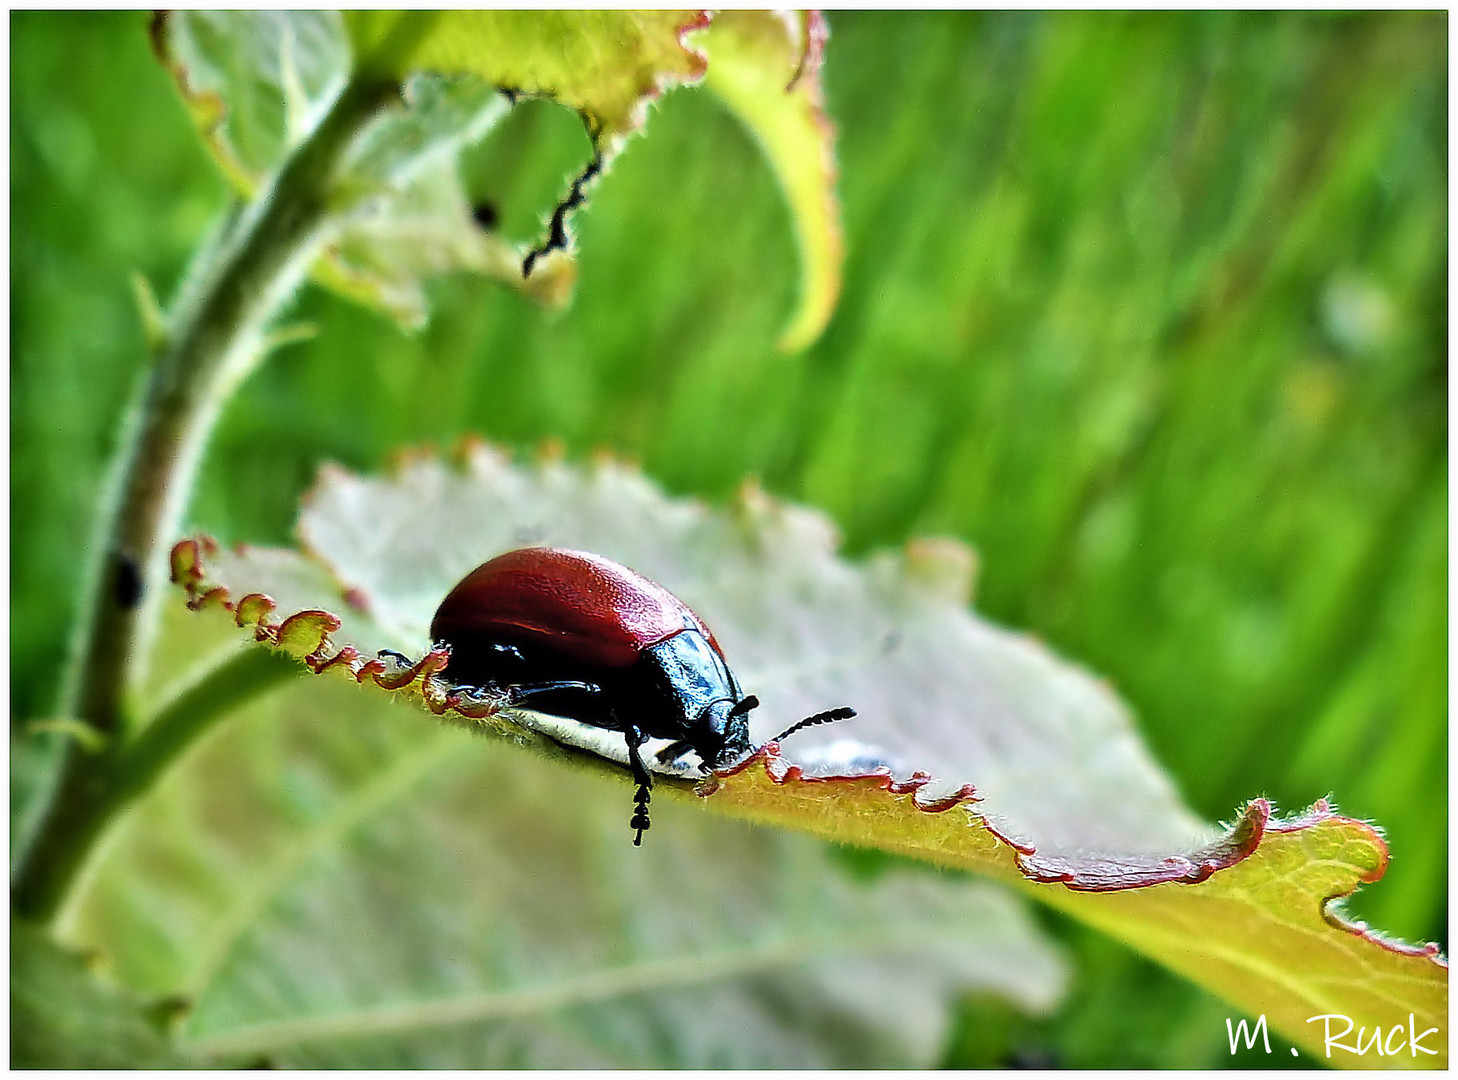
(638, 630, 749, 765)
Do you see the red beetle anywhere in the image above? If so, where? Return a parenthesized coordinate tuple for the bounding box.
(427, 547, 854, 844)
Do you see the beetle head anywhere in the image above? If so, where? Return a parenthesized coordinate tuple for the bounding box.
(695, 694, 759, 769)
(695, 697, 858, 770)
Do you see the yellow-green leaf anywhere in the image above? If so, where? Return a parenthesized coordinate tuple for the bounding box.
(702, 11, 843, 351)
(709, 762, 1448, 1069)
(157, 11, 844, 340)
(343, 11, 710, 146)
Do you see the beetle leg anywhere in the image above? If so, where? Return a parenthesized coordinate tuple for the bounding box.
(652, 739, 696, 766)
(624, 724, 653, 846)
(502, 680, 603, 706)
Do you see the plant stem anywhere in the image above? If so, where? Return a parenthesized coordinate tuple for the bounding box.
(15, 650, 304, 931)
(110, 649, 305, 810)
(11, 73, 399, 925)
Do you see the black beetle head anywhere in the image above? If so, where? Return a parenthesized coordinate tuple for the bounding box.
(695, 694, 759, 770)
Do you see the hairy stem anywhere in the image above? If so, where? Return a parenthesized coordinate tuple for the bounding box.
(111, 649, 305, 809)
(18, 649, 304, 931)
(11, 72, 398, 924)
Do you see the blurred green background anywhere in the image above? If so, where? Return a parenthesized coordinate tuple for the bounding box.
(11, 10, 1446, 1068)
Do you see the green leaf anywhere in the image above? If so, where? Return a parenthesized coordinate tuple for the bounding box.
(11, 918, 194, 1068)
(702, 11, 843, 351)
(60, 679, 1066, 1067)
(159, 445, 1448, 1067)
(712, 770, 1448, 1069)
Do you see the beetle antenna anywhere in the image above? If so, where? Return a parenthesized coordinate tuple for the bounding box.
(769, 706, 857, 746)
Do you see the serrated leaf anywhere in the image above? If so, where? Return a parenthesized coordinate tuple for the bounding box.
(702, 11, 843, 351)
(181, 444, 1208, 852)
(60, 677, 1066, 1067)
(343, 11, 711, 147)
(159, 445, 1448, 1067)
(341, 11, 847, 343)
(342, 11, 713, 290)
(713, 767, 1448, 1069)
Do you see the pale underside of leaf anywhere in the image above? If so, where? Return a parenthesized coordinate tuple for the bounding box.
(61, 675, 1066, 1067)
(153, 11, 350, 196)
(342, 11, 713, 287)
(12, 919, 196, 1068)
(156, 442, 1447, 1067)
(179, 442, 1205, 851)
(153, 11, 563, 326)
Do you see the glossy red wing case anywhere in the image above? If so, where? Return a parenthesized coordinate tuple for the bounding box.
(430, 547, 718, 669)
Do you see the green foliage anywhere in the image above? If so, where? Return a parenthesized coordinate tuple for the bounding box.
(11, 9, 1446, 1068)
